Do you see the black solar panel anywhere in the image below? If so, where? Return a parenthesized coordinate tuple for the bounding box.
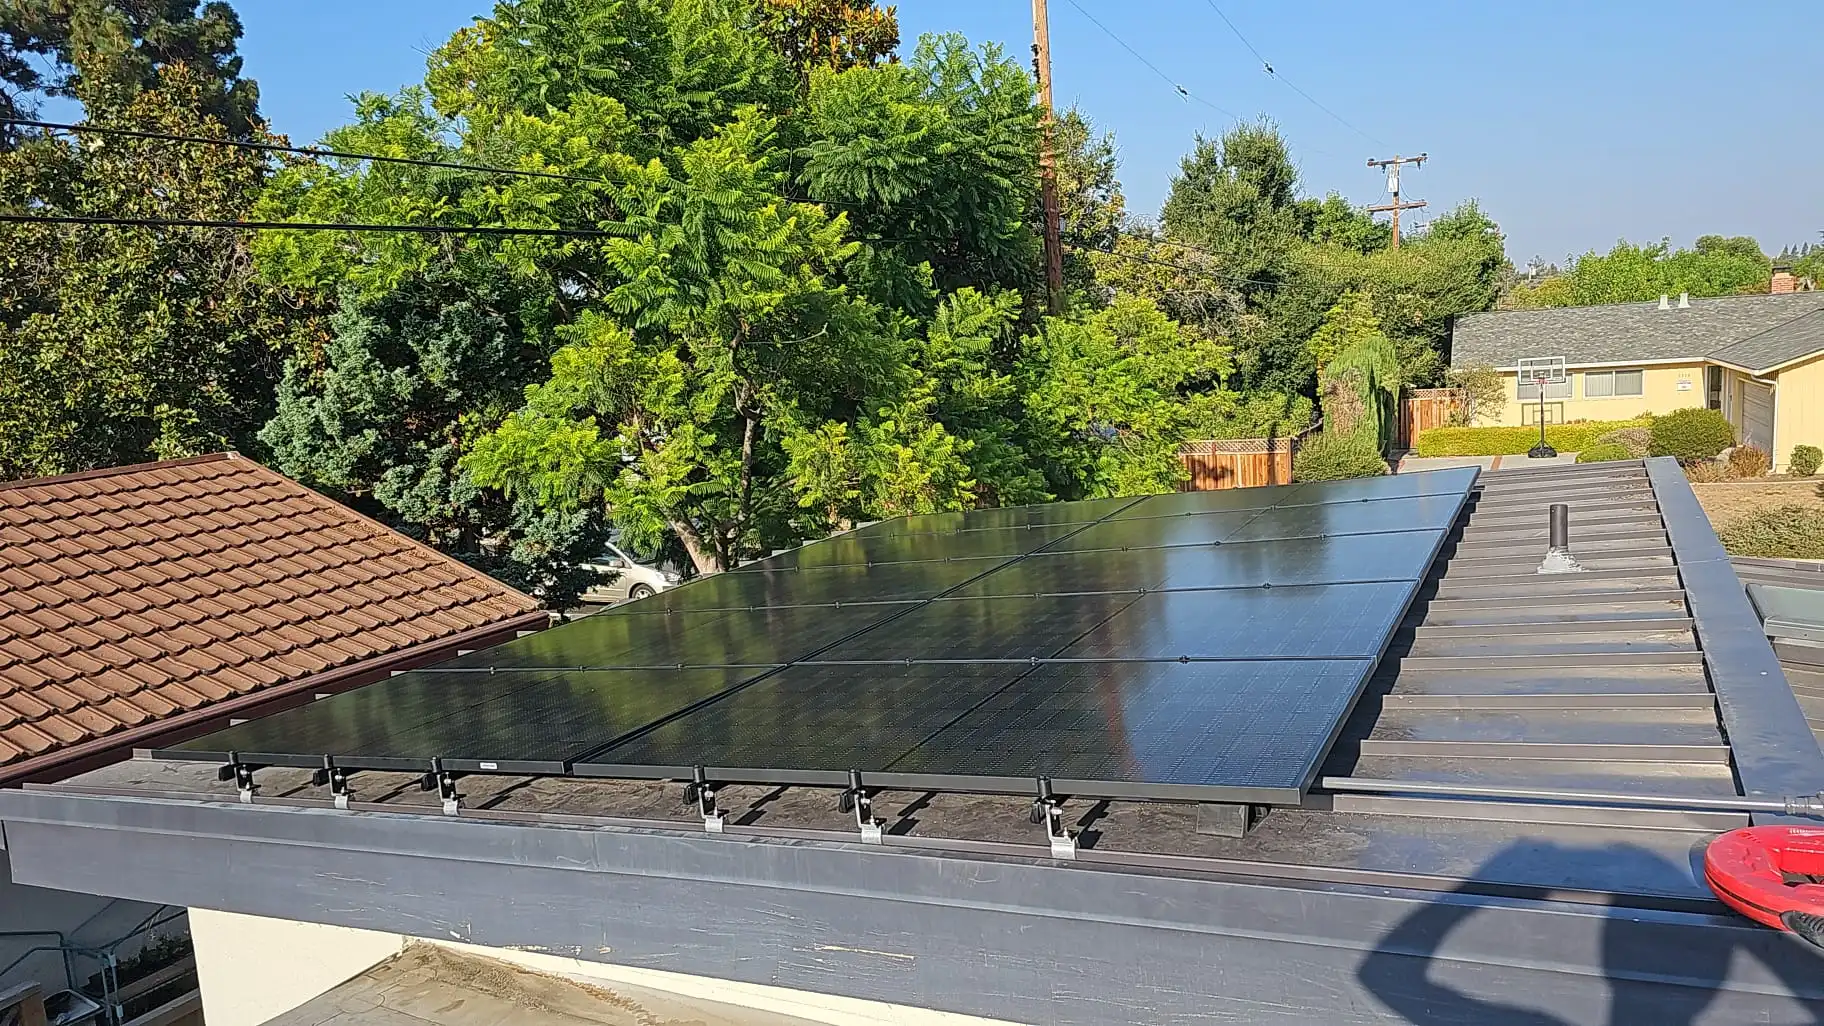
(435, 601, 910, 670)
(579, 663, 1038, 783)
(876, 660, 1378, 803)
(157, 468, 1476, 806)
(856, 495, 1141, 537)
(735, 522, 1073, 572)
(630, 559, 990, 613)
(165, 667, 761, 773)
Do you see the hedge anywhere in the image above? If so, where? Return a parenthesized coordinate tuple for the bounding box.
(1790, 445, 1822, 477)
(1718, 505, 1824, 560)
(1649, 407, 1734, 462)
(1412, 418, 1652, 457)
(1595, 426, 1651, 458)
(1576, 443, 1633, 463)
(1294, 431, 1388, 481)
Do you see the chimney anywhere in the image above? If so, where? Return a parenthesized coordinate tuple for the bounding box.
(1773, 265, 1799, 294)
(1658, 294, 1671, 310)
(1678, 292, 1690, 309)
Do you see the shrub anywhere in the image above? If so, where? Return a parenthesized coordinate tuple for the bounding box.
(1718, 505, 1824, 559)
(1412, 418, 1650, 457)
(1727, 445, 1771, 478)
(1595, 426, 1652, 458)
(1576, 443, 1633, 463)
(1791, 445, 1823, 477)
(1684, 459, 1732, 483)
(1294, 432, 1387, 481)
(1649, 407, 1735, 462)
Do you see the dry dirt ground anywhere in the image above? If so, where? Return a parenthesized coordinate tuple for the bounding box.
(1691, 478, 1824, 532)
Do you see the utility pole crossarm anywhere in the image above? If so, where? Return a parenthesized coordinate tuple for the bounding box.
(1365, 152, 1428, 249)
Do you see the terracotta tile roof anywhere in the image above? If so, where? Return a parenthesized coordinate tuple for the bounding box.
(0, 453, 541, 773)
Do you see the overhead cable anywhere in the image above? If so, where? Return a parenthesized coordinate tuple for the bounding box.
(4, 117, 610, 184)
(1197, 1, 1386, 146)
(1058, 0, 1239, 120)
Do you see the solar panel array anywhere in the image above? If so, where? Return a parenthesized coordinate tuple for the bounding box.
(159, 468, 1477, 804)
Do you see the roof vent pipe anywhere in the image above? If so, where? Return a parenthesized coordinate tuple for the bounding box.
(1658, 294, 1671, 310)
(1538, 503, 1586, 574)
(1678, 292, 1691, 309)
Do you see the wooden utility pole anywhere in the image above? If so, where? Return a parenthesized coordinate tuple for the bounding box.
(1366, 153, 1428, 249)
(1032, 0, 1065, 314)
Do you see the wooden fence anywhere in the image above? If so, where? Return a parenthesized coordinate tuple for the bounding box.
(1178, 434, 1302, 491)
(1398, 388, 1462, 449)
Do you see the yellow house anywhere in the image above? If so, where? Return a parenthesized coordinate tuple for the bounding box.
(1451, 291, 1824, 469)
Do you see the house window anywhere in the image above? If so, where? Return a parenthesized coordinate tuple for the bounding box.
(1518, 377, 1571, 401)
(1583, 369, 1644, 398)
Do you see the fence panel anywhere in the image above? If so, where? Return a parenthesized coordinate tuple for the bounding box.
(1399, 389, 1461, 449)
(1177, 436, 1299, 491)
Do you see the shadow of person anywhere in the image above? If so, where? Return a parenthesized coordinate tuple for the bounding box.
(1357, 839, 1824, 1025)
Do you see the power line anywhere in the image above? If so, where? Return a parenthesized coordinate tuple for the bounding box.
(0, 212, 929, 246)
(0, 213, 616, 237)
(1197, 0, 1385, 147)
(1058, 0, 1239, 119)
(4, 116, 882, 213)
(3, 117, 611, 184)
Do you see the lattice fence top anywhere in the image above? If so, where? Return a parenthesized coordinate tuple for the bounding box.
(1408, 387, 1462, 399)
(1179, 433, 1309, 456)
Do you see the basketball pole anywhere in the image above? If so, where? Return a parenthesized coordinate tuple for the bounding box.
(1528, 372, 1557, 458)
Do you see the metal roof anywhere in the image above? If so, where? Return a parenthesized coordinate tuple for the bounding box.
(1451, 292, 1824, 370)
(5, 458, 1823, 1022)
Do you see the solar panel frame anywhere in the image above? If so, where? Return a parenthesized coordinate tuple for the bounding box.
(155, 467, 1478, 807)
(155, 667, 772, 775)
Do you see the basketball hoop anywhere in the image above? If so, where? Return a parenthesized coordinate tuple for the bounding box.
(1517, 357, 1566, 458)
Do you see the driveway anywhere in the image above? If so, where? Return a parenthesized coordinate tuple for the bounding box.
(1396, 452, 1580, 474)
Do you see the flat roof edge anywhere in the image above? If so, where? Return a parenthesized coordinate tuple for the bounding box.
(1645, 457, 1824, 817)
(3, 791, 1820, 1024)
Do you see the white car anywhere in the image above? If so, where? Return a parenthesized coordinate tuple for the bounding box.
(581, 542, 681, 604)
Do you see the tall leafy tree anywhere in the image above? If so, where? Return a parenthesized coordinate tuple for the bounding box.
(757, 0, 899, 80)
(1160, 120, 1304, 293)
(464, 110, 914, 572)
(795, 34, 1041, 312)
(259, 264, 608, 606)
(0, 56, 298, 477)
(1, 0, 259, 138)
(1508, 236, 1771, 308)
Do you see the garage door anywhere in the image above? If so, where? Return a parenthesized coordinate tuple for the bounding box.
(1742, 380, 1775, 453)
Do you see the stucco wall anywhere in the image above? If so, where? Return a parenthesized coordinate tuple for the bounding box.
(1774, 353, 1824, 472)
(1490, 362, 1705, 426)
(186, 908, 1016, 1026)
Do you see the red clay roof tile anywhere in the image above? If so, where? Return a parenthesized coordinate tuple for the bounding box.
(0, 454, 538, 771)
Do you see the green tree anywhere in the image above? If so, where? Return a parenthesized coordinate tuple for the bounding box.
(0, 60, 299, 477)
(1508, 237, 1771, 308)
(1017, 296, 1233, 497)
(1299, 192, 1388, 254)
(1160, 119, 1304, 297)
(1313, 293, 1399, 450)
(463, 110, 913, 572)
(0, 0, 260, 139)
(796, 34, 1040, 311)
(259, 264, 609, 606)
(756, 0, 899, 81)
(1053, 107, 1124, 297)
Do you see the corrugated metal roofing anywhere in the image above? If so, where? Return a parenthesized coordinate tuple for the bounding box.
(0, 452, 539, 771)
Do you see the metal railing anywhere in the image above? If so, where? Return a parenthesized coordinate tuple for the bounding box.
(0, 905, 191, 1025)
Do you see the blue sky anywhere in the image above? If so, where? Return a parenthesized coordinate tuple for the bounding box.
(234, 0, 1824, 264)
